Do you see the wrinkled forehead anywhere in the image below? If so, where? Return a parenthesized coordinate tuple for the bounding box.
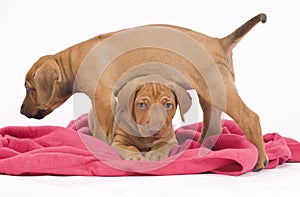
(25, 70, 34, 81)
(135, 83, 175, 100)
(24, 67, 38, 86)
(25, 55, 52, 81)
(25, 65, 38, 82)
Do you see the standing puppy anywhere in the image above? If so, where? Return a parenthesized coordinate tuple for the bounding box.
(21, 14, 269, 171)
(111, 74, 191, 161)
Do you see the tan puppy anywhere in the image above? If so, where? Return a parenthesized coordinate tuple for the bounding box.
(111, 74, 191, 161)
(21, 14, 269, 171)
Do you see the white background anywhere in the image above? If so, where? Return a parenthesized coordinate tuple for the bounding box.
(0, 0, 300, 196)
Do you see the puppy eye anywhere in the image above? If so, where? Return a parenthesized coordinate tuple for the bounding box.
(137, 102, 146, 110)
(164, 103, 173, 110)
(26, 86, 32, 94)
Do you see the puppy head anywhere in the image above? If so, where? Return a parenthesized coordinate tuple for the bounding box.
(130, 83, 177, 138)
(20, 55, 71, 119)
(115, 74, 192, 138)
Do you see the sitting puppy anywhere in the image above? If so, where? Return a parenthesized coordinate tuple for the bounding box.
(111, 74, 192, 161)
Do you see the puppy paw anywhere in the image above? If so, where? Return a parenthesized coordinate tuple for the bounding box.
(124, 154, 147, 162)
(253, 156, 269, 172)
(145, 151, 169, 162)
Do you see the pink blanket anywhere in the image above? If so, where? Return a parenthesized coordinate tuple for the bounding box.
(0, 114, 299, 176)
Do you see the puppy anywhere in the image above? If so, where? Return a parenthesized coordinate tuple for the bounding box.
(111, 74, 191, 161)
(21, 14, 269, 170)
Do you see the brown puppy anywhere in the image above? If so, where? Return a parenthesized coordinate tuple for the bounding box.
(21, 14, 269, 171)
(111, 74, 191, 161)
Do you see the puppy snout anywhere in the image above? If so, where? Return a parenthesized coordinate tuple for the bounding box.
(20, 104, 48, 119)
(149, 125, 163, 134)
(20, 104, 30, 117)
(20, 104, 25, 114)
(148, 104, 167, 133)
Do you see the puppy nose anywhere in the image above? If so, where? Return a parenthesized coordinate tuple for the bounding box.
(149, 125, 162, 134)
(148, 103, 166, 132)
(20, 104, 25, 115)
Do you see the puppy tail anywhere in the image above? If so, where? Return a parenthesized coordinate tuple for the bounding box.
(221, 13, 267, 52)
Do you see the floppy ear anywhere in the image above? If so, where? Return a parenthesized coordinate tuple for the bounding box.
(167, 82, 192, 122)
(34, 59, 62, 105)
(114, 81, 139, 135)
(128, 87, 139, 121)
(118, 84, 139, 121)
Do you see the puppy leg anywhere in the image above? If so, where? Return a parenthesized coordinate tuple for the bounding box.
(113, 144, 146, 161)
(227, 97, 268, 171)
(88, 105, 113, 144)
(196, 80, 268, 171)
(111, 142, 146, 161)
(222, 84, 268, 171)
(145, 139, 178, 162)
(91, 85, 116, 144)
(198, 95, 222, 143)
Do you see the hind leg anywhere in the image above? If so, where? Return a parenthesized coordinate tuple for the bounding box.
(225, 92, 268, 171)
(217, 80, 268, 171)
(195, 79, 268, 171)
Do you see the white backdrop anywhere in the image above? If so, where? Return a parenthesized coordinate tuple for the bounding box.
(1, 1, 300, 197)
(1, 0, 299, 139)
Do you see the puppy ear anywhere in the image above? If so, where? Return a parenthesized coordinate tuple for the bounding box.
(114, 82, 139, 135)
(128, 87, 139, 121)
(168, 83, 192, 122)
(34, 59, 62, 106)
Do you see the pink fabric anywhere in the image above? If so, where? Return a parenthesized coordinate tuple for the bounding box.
(0, 114, 299, 176)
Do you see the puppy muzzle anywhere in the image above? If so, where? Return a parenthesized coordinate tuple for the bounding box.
(20, 105, 51, 119)
(139, 104, 167, 137)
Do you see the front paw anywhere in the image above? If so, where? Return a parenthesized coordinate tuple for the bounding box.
(124, 154, 147, 161)
(145, 151, 169, 162)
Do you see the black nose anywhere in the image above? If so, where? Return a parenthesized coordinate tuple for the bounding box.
(20, 104, 33, 118)
(20, 104, 25, 115)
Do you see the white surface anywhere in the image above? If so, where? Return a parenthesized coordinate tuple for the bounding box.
(1, 164, 300, 197)
(1, 0, 300, 196)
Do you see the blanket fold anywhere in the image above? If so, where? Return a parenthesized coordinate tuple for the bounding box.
(0, 114, 299, 176)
